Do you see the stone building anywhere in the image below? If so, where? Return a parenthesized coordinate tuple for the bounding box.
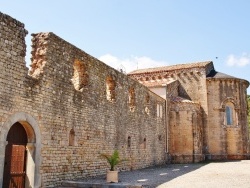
(0, 12, 249, 187)
(129, 61, 249, 163)
(0, 12, 166, 187)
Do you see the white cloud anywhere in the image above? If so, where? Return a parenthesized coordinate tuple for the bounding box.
(226, 53, 250, 67)
(98, 54, 168, 73)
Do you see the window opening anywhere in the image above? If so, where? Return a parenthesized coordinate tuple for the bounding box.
(157, 104, 163, 118)
(223, 100, 238, 126)
(226, 106, 233, 125)
(143, 138, 146, 149)
(128, 136, 131, 148)
(129, 87, 136, 112)
(72, 59, 88, 90)
(145, 94, 150, 104)
(69, 129, 75, 146)
(106, 76, 116, 102)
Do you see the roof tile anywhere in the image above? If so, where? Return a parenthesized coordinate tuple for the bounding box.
(128, 61, 212, 75)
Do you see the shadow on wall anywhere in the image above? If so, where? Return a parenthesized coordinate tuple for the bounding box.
(178, 85, 191, 100)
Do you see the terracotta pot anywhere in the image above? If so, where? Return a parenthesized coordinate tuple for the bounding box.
(106, 170, 118, 183)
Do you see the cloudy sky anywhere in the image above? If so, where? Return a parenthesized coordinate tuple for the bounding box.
(1, 0, 250, 93)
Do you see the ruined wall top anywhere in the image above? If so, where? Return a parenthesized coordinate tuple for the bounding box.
(0, 11, 29, 79)
(0, 12, 27, 31)
(0, 11, 165, 107)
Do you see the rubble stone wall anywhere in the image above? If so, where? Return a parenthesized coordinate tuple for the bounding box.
(0, 12, 166, 187)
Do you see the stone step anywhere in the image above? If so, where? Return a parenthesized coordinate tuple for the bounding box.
(58, 181, 143, 188)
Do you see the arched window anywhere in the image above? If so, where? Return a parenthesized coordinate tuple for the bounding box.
(225, 106, 233, 125)
(69, 129, 75, 146)
(223, 101, 238, 126)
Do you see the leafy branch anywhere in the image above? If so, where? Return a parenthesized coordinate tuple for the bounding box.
(101, 150, 127, 171)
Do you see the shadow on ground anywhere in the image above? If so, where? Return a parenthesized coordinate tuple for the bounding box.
(119, 162, 208, 187)
(59, 162, 209, 187)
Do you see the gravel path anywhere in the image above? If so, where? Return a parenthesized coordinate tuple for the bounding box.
(61, 160, 250, 188)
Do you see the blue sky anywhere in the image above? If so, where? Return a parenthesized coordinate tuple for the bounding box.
(1, 0, 250, 93)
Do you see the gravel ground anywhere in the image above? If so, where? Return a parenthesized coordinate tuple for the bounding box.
(61, 160, 250, 188)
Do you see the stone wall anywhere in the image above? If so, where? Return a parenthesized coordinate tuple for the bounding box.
(206, 78, 249, 160)
(129, 65, 211, 159)
(166, 80, 179, 97)
(175, 69, 207, 105)
(0, 12, 166, 187)
(169, 102, 203, 163)
(128, 63, 211, 113)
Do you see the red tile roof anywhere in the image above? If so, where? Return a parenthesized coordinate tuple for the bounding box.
(128, 61, 213, 75)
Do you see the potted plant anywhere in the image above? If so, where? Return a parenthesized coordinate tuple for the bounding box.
(101, 150, 126, 183)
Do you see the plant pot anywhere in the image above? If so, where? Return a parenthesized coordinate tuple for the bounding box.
(106, 170, 118, 183)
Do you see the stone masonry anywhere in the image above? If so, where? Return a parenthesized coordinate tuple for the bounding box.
(129, 61, 249, 163)
(0, 11, 249, 188)
(0, 12, 165, 187)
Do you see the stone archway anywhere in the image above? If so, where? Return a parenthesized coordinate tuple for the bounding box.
(0, 112, 41, 188)
(3, 122, 28, 187)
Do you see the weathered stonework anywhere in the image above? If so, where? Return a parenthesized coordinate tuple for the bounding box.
(1, 11, 249, 188)
(206, 75, 249, 160)
(129, 61, 249, 163)
(0, 12, 165, 187)
(168, 101, 203, 163)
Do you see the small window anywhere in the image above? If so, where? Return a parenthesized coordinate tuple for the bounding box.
(158, 135, 162, 141)
(69, 129, 75, 146)
(143, 138, 146, 149)
(145, 94, 150, 104)
(223, 101, 238, 126)
(226, 106, 233, 125)
(157, 104, 163, 118)
(159, 105, 163, 118)
(145, 107, 150, 115)
(128, 136, 131, 148)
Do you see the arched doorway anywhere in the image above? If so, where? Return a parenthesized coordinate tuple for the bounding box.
(0, 112, 41, 187)
(3, 122, 28, 187)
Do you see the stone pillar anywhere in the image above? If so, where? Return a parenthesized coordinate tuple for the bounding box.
(26, 143, 36, 188)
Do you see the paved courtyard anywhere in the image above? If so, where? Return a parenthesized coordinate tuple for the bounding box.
(61, 160, 250, 188)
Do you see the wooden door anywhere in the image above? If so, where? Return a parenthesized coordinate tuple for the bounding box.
(3, 122, 28, 188)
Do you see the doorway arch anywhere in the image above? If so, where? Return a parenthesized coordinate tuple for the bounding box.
(3, 122, 28, 187)
(0, 112, 41, 188)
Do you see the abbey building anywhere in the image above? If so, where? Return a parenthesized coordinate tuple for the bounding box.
(0, 12, 249, 187)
